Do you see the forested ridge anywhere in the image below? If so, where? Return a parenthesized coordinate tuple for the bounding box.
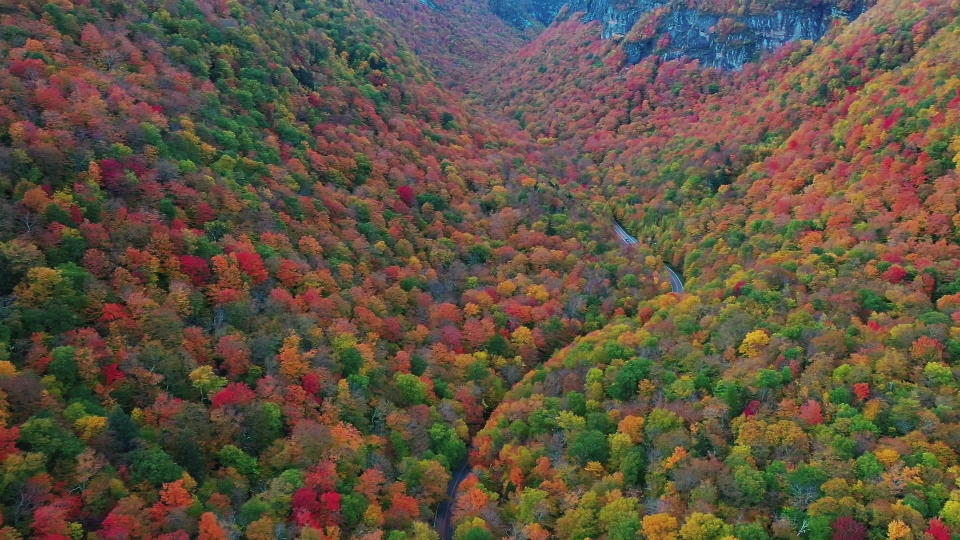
(2, 0, 960, 538)
(0, 0, 660, 537)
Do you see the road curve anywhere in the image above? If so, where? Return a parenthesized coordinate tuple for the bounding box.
(434, 223, 685, 539)
(614, 222, 685, 293)
(434, 458, 471, 540)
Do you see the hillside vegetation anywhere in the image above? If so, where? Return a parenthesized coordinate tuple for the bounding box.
(445, 0, 960, 538)
(0, 0, 659, 537)
(2, 0, 960, 538)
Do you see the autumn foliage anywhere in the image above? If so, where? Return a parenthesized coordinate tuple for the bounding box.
(2, 0, 960, 537)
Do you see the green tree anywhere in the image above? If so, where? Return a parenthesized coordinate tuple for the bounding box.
(608, 358, 651, 400)
(734, 522, 771, 540)
(340, 346, 364, 376)
(429, 422, 467, 467)
(240, 402, 283, 455)
(788, 465, 829, 503)
(130, 446, 184, 486)
(106, 407, 140, 454)
(733, 466, 766, 505)
(645, 408, 683, 439)
(620, 447, 647, 488)
(569, 430, 610, 465)
(598, 496, 642, 540)
(940, 500, 960, 527)
(679, 513, 732, 540)
(855, 452, 883, 479)
(19, 416, 84, 468)
(516, 488, 550, 524)
(48, 346, 79, 390)
(393, 373, 428, 406)
(218, 445, 260, 478)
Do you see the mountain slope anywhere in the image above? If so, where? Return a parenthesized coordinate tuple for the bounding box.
(438, 0, 960, 538)
(0, 0, 659, 537)
(363, 0, 530, 87)
(3, 0, 960, 538)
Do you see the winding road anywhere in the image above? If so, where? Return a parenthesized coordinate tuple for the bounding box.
(434, 458, 472, 540)
(433, 223, 685, 539)
(614, 222, 685, 293)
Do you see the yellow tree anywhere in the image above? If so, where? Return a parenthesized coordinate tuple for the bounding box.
(738, 329, 770, 357)
(278, 333, 310, 380)
(886, 520, 911, 540)
(512, 326, 535, 347)
(643, 513, 680, 540)
(618, 415, 645, 443)
(680, 513, 732, 540)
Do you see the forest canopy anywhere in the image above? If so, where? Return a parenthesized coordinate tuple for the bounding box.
(2, 0, 960, 538)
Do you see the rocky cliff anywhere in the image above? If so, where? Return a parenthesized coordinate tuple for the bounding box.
(488, 0, 870, 69)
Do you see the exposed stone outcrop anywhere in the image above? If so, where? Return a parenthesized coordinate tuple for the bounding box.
(488, 0, 870, 69)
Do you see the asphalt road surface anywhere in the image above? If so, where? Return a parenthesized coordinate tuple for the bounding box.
(434, 458, 471, 540)
(614, 222, 685, 293)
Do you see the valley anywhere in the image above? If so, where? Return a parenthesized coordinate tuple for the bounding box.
(0, 0, 959, 538)
(435, 221, 687, 539)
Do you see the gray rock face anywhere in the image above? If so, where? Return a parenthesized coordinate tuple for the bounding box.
(488, 0, 869, 69)
(489, 0, 568, 28)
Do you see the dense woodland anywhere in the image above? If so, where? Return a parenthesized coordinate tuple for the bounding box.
(1, 0, 960, 538)
(0, 0, 663, 537)
(358, 0, 529, 88)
